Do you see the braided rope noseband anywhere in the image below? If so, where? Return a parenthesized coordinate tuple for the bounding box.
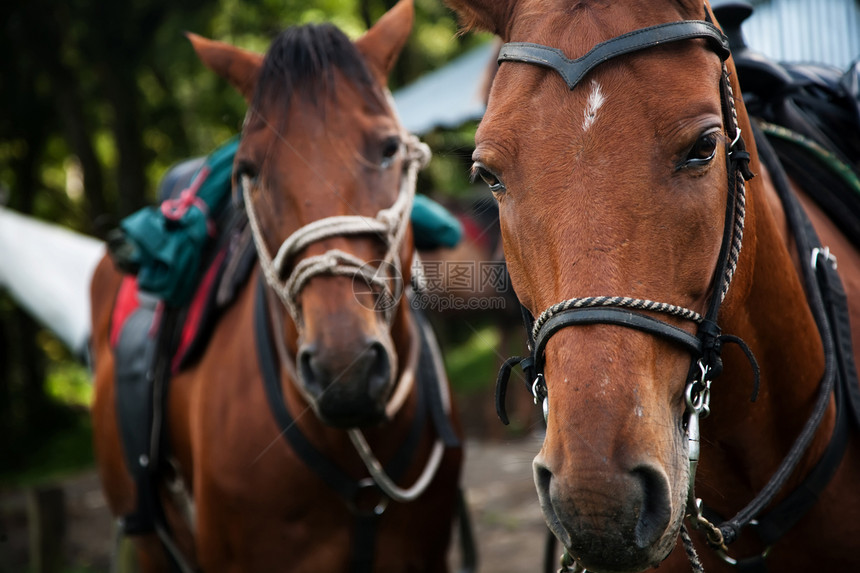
(242, 133, 430, 328)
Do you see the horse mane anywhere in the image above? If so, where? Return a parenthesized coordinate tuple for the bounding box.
(253, 23, 383, 113)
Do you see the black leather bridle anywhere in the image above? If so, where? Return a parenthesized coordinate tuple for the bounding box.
(494, 17, 756, 449)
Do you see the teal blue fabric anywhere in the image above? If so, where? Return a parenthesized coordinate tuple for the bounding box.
(411, 194, 463, 250)
(119, 136, 239, 306)
(118, 136, 462, 306)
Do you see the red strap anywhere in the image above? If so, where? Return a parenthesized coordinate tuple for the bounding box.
(171, 249, 227, 373)
(160, 165, 211, 221)
(110, 276, 141, 348)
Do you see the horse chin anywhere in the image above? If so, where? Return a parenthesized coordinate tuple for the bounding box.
(547, 516, 682, 573)
(314, 403, 388, 429)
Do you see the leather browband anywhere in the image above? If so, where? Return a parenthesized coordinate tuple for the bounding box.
(498, 21, 731, 90)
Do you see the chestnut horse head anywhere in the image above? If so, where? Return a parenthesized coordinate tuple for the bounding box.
(447, 1, 743, 566)
(188, 0, 423, 428)
(446, 0, 860, 571)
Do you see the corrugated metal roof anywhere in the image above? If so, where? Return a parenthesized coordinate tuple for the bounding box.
(741, 0, 860, 68)
(393, 42, 495, 134)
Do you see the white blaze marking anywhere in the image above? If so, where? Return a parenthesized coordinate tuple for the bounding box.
(582, 80, 605, 132)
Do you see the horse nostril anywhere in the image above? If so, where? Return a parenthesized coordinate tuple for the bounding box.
(366, 341, 391, 396)
(535, 461, 553, 500)
(298, 345, 323, 398)
(533, 460, 572, 548)
(631, 466, 672, 549)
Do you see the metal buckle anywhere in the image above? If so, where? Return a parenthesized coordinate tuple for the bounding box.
(685, 361, 712, 418)
(728, 126, 743, 152)
(558, 551, 587, 573)
(716, 524, 772, 567)
(349, 478, 389, 516)
(810, 246, 838, 270)
(531, 374, 545, 404)
(531, 374, 549, 422)
(684, 361, 713, 523)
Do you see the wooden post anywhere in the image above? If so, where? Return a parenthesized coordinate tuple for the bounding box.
(115, 532, 142, 573)
(26, 486, 65, 573)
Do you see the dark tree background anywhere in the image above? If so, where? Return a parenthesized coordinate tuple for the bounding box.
(0, 0, 488, 475)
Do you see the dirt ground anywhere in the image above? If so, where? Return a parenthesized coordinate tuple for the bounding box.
(0, 434, 551, 573)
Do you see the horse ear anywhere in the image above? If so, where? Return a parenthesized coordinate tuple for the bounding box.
(186, 32, 264, 102)
(354, 0, 414, 85)
(444, 0, 519, 37)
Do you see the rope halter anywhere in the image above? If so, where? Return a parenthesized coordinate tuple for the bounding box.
(241, 133, 431, 329)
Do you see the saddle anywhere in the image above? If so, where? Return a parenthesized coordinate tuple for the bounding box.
(108, 139, 257, 536)
(715, 1, 860, 247)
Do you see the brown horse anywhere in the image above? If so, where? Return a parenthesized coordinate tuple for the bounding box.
(90, 1, 464, 570)
(445, 0, 860, 571)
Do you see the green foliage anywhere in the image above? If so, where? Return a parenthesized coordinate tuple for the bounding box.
(1, 0, 484, 220)
(46, 364, 93, 409)
(444, 325, 501, 395)
(421, 123, 481, 198)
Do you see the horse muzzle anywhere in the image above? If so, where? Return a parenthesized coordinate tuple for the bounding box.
(534, 454, 680, 573)
(298, 337, 395, 428)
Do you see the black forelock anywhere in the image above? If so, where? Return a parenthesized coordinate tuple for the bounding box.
(252, 23, 382, 113)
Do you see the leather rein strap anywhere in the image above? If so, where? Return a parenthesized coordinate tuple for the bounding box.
(702, 121, 860, 570)
(253, 275, 472, 573)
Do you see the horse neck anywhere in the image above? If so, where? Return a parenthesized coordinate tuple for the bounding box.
(698, 62, 832, 504)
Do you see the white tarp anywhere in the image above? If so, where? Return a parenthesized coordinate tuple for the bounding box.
(0, 206, 105, 358)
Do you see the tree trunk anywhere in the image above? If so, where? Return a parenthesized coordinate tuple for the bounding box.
(106, 65, 149, 217)
(54, 87, 110, 235)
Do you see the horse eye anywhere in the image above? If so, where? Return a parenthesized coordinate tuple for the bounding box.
(471, 163, 506, 193)
(682, 131, 720, 168)
(380, 136, 401, 168)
